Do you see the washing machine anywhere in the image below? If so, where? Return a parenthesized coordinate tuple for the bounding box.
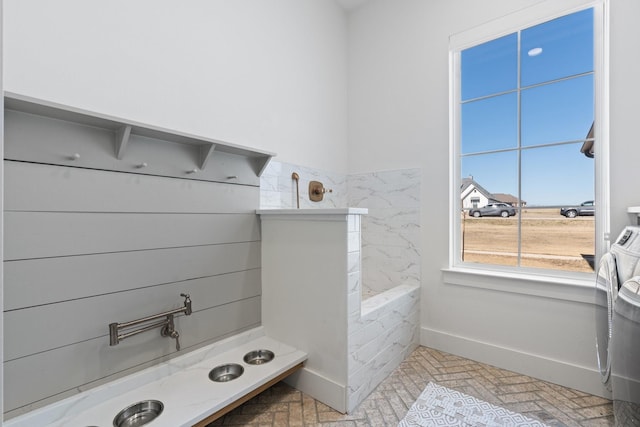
(595, 226, 640, 426)
(595, 250, 617, 389)
(611, 276, 640, 425)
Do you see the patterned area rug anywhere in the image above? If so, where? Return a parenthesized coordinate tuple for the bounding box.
(398, 382, 548, 426)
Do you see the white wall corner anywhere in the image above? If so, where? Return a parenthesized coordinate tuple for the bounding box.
(285, 367, 347, 413)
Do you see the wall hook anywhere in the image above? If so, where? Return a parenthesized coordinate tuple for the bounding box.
(69, 153, 80, 161)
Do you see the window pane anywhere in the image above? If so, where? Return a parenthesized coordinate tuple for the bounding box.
(520, 207, 595, 272)
(461, 152, 518, 266)
(456, 6, 596, 274)
(521, 8, 594, 87)
(520, 143, 594, 272)
(521, 143, 594, 206)
(461, 151, 518, 198)
(461, 33, 517, 101)
(521, 75, 593, 146)
(462, 93, 517, 154)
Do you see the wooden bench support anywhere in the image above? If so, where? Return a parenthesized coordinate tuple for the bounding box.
(193, 362, 304, 427)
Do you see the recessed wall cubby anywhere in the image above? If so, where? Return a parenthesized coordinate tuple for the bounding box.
(4, 92, 274, 186)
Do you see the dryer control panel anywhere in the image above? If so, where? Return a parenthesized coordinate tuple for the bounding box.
(617, 229, 633, 246)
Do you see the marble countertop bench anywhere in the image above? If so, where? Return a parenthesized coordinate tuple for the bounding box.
(5, 327, 307, 427)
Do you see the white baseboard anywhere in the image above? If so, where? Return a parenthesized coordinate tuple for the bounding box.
(420, 326, 611, 399)
(284, 367, 347, 413)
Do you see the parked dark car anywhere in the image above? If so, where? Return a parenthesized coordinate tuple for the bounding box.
(560, 200, 595, 218)
(468, 203, 516, 218)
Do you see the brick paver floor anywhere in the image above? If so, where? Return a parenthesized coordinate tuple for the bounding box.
(208, 346, 614, 426)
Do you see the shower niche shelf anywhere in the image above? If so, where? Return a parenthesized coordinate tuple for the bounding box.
(4, 92, 275, 186)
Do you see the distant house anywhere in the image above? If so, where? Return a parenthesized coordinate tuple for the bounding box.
(460, 177, 525, 209)
(580, 122, 595, 158)
(461, 178, 492, 209)
(492, 193, 526, 207)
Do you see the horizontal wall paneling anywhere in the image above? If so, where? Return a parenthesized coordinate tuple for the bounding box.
(3, 103, 266, 413)
(4, 161, 260, 213)
(4, 212, 260, 260)
(5, 242, 261, 310)
(4, 269, 261, 361)
(4, 296, 261, 413)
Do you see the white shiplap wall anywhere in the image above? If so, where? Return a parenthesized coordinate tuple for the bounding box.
(3, 120, 263, 416)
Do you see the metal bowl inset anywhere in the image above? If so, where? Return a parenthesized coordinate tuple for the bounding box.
(243, 349, 275, 365)
(209, 363, 244, 382)
(113, 400, 164, 427)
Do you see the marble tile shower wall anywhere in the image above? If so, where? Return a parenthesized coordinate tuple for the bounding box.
(347, 169, 421, 295)
(346, 284, 420, 412)
(260, 161, 348, 209)
(260, 162, 421, 412)
(261, 162, 421, 295)
(344, 212, 420, 412)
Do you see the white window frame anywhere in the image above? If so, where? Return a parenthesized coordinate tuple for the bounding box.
(446, 0, 609, 298)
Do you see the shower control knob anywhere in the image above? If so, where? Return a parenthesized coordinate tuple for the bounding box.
(309, 181, 332, 202)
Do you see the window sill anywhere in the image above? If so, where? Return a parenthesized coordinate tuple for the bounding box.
(442, 267, 594, 304)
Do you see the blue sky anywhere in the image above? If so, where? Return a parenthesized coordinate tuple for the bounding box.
(460, 8, 594, 206)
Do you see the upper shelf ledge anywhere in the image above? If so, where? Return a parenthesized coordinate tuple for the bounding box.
(257, 208, 368, 215)
(4, 91, 276, 176)
(628, 207, 640, 225)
